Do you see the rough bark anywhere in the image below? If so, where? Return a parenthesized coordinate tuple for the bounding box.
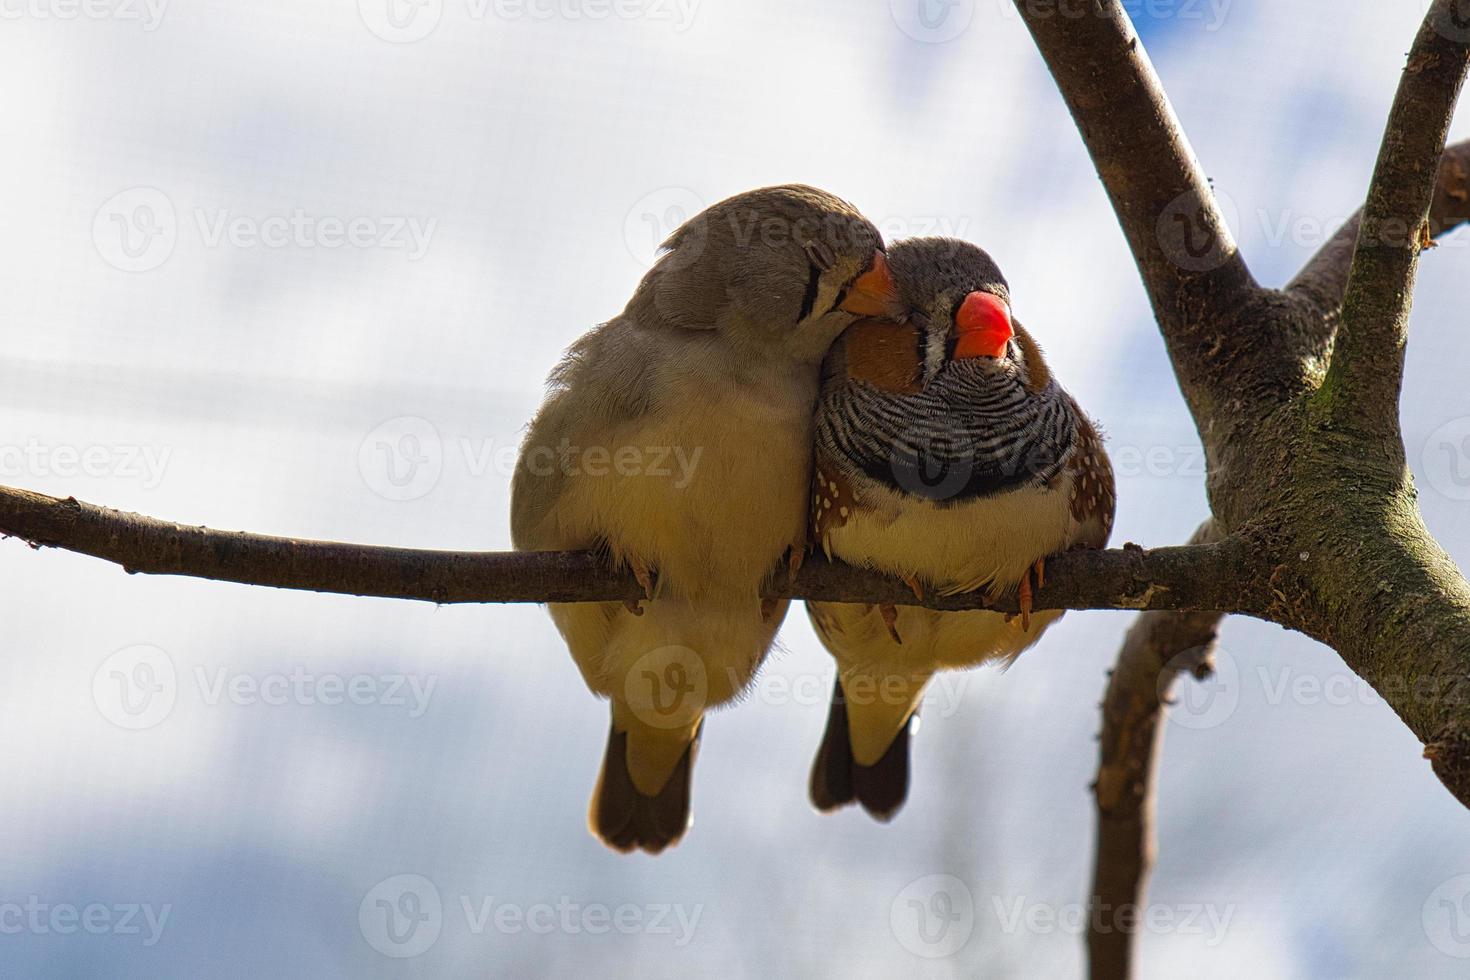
(0, 484, 1261, 614)
(1013, 2, 1470, 977)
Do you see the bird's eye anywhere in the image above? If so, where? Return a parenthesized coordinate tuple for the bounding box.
(803, 240, 836, 272)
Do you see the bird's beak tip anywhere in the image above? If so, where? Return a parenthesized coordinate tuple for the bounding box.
(837, 251, 899, 317)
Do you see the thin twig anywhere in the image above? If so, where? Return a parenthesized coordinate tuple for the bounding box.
(1088, 522, 1224, 980)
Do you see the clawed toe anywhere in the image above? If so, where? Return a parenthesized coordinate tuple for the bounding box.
(630, 558, 656, 601)
(1016, 557, 1046, 632)
(879, 603, 902, 644)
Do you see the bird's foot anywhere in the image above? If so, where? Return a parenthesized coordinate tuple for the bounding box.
(879, 603, 902, 644)
(787, 545, 805, 589)
(902, 573, 925, 604)
(623, 599, 645, 616)
(630, 557, 657, 601)
(1014, 558, 1045, 632)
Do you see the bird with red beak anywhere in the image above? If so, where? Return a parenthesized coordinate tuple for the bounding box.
(805, 236, 1116, 821)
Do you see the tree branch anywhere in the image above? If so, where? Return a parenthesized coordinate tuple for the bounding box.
(1319, 2, 1470, 431)
(0, 483, 1262, 614)
(1088, 522, 1224, 980)
(1013, 0, 1258, 421)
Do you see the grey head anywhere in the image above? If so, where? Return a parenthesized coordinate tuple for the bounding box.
(883, 236, 1036, 390)
(817, 237, 1076, 503)
(624, 184, 898, 365)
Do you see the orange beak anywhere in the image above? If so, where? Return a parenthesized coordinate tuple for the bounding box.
(837, 252, 898, 317)
(953, 291, 1013, 360)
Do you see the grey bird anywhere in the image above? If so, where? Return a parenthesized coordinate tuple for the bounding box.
(805, 237, 1115, 820)
(512, 185, 897, 853)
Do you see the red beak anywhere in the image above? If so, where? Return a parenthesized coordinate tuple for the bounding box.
(954, 291, 1013, 360)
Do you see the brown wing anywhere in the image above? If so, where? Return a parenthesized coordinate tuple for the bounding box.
(1067, 404, 1116, 549)
(810, 453, 860, 549)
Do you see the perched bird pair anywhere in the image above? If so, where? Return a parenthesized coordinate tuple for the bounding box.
(512, 186, 1114, 853)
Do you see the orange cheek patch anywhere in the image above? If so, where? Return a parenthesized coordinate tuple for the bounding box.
(841, 318, 922, 394)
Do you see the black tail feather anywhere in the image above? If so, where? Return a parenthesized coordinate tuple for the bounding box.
(591, 724, 699, 854)
(809, 678, 912, 821)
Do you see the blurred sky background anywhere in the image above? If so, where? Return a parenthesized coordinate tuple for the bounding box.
(2, 1, 1470, 977)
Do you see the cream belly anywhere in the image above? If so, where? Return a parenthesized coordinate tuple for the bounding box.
(822, 473, 1077, 598)
(551, 370, 815, 706)
(808, 475, 1078, 765)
